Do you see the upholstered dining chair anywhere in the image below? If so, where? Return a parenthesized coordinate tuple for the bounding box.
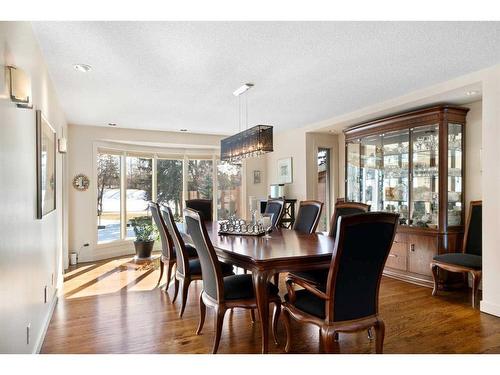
(264, 198, 285, 228)
(431, 200, 482, 308)
(185, 199, 213, 221)
(287, 201, 371, 288)
(272, 200, 324, 286)
(282, 212, 398, 354)
(328, 201, 371, 237)
(292, 200, 324, 234)
(184, 208, 282, 354)
(161, 205, 234, 317)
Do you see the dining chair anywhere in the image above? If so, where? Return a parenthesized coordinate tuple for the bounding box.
(272, 200, 324, 286)
(431, 200, 482, 308)
(184, 208, 282, 354)
(288, 201, 371, 288)
(282, 212, 399, 353)
(292, 200, 324, 234)
(264, 198, 285, 228)
(185, 199, 213, 221)
(161, 205, 234, 317)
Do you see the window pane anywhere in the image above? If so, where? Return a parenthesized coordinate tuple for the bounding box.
(217, 161, 241, 220)
(97, 153, 121, 243)
(126, 156, 152, 239)
(157, 159, 183, 222)
(187, 159, 213, 200)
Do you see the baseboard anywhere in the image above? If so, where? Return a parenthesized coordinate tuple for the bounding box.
(480, 299, 500, 318)
(33, 291, 58, 354)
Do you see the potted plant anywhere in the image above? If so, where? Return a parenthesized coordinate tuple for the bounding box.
(130, 216, 157, 259)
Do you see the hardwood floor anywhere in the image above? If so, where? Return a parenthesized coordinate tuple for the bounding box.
(41, 254, 500, 354)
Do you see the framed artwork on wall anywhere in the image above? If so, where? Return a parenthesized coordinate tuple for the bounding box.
(277, 157, 293, 184)
(36, 110, 57, 219)
(253, 170, 261, 184)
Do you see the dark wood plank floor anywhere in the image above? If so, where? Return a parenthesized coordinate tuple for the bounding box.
(41, 254, 500, 354)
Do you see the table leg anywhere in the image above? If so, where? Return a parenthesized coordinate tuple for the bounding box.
(252, 270, 271, 354)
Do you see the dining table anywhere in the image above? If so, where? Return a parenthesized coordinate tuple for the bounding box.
(181, 221, 335, 354)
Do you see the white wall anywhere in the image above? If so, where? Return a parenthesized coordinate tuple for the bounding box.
(0, 22, 67, 353)
(68, 124, 267, 262)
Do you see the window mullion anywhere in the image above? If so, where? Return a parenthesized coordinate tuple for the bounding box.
(120, 153, 127, 240)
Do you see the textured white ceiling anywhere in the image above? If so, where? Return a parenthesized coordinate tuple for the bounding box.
(32, 22, 500, 134)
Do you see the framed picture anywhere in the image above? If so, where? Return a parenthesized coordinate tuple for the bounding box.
(36, 110, 56, 219)
(253, 170, 261, 184)
(277, 157, 293, 184)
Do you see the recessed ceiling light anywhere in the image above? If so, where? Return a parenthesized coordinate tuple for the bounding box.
(180, 129, 188, 132)
(466, 90, 480, 96)
(108, 123, 117, 127)
(74, 64, 92, 73)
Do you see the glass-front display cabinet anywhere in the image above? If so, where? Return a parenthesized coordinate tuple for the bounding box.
(344, 106, 468, 286)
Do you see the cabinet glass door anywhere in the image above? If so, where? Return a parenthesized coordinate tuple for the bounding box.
(410, 124, 439, 228)
(382, 130, 409, 224)
(361, 135, 383, 211)
(346, 141, 361, 202)
(448, 123, 463, 226)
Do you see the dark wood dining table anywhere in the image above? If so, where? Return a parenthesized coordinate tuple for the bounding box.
(181, 221, 335, 354)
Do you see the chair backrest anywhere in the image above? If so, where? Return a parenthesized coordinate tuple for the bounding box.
(184, 208, 224, 302)
(264, 198, 285, 228)
(148, 201, 174, 259)
(328, 201, 371, 237)
(463, 200, 482, 256)
(325, 212, 398, 323)
(161, 205, 189, 276)
(185, 199, 213, 221)
(293, 200, 324, 234)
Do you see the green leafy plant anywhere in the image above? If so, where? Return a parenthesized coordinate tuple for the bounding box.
(130, 216, 157, 242)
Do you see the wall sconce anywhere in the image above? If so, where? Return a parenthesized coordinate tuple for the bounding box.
(7, 65, 32, 109)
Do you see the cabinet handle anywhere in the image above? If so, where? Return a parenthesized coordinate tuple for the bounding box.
(410, 244, 415, 252)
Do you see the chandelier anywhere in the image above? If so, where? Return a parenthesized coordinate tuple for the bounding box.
(220, 83, 273, 163)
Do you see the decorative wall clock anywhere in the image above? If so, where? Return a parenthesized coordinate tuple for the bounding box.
(73, 174, 90, 191)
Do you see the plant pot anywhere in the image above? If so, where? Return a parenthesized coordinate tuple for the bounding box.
(133, 240, 154, 259)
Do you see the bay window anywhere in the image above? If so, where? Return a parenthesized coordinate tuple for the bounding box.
(96, 150, 243, 245)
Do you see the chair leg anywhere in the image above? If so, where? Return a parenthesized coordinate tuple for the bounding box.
(374, 320, 385, 354)
(250, 309, 256, 323)
(172, 277, 179, 303)
(272, 301, 281, 345)
(471, 271, 482, 308)
(282, 309, 292, 353)
(320, 327, 338, 354)
(196, 292, 206, 335)
(212, 306, 226, 354)
(157, 258, 164, 287)
(179, 278, 190, 318)
(165, 261, 174, 291)
(431, 263, 439, 296)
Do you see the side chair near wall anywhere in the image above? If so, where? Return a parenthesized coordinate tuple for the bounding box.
(161, 205, 234, 317)
(149, 202, 198, 293)
(282, 212, 399, 354)
(185, 199, 213, 221)
(431, 200, 482, 308)
(184, 208, 282, 354)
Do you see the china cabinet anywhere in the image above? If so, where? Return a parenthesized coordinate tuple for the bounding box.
(344, 105, 468, 287)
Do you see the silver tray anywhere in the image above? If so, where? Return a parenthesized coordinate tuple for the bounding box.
(218, 229, 266, 236)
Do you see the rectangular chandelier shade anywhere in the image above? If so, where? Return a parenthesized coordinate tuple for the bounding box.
(220, 125, 273, 163)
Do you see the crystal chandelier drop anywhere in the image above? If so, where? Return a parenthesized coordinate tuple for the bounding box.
(220, 83, 273, 163)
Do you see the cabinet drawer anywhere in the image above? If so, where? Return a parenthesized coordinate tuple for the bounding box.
(386, 241, 407, 271)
